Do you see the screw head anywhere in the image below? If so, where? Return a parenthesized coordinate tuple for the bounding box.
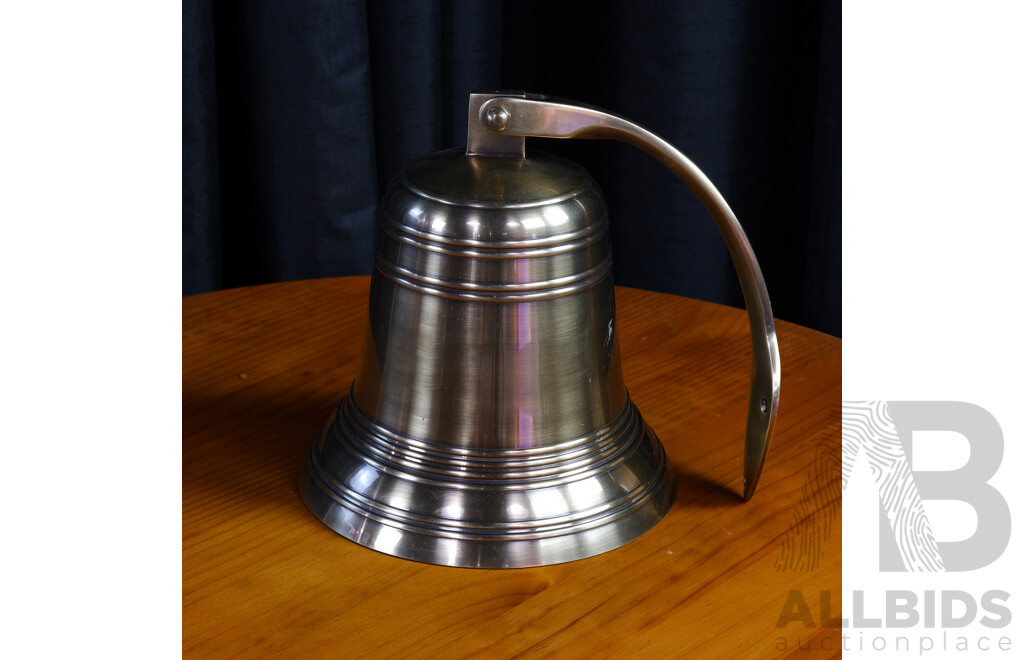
(485, 106, 511, 132)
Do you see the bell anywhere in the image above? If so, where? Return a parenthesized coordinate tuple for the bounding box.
(299, 92, 780, 568)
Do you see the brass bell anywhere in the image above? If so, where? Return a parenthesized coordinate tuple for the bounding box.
(299, 92, 780, 568)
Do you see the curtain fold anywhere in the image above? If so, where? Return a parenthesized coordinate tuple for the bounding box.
(182, 0, 221, 292)
(183, 0, 840, 336)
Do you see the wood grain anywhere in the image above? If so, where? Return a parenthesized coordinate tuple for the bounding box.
(183, 276, 841, 658)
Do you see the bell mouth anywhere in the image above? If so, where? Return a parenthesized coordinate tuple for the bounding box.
(299, 395, 675, 568)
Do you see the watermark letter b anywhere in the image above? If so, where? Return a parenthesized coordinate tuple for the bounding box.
(884, 401, 1011, 571)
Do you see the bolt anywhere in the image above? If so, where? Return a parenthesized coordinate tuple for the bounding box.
(485, 106, 511, 132)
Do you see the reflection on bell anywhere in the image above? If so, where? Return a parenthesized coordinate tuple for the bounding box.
(299, 144, 675, 568)
(300, 91, 780, 568)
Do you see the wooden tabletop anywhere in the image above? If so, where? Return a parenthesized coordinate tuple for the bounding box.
(183, 276, 841, 658)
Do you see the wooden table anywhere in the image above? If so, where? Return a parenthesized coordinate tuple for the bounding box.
(184, 276, 841, 658)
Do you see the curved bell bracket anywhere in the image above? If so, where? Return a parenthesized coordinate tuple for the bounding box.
(471, 92, 781, 500)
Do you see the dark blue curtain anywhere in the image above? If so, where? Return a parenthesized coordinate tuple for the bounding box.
(183, 0, 840, 336)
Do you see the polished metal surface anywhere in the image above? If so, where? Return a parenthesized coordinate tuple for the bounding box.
(473, 93, 781, 500)
(301, 133, 674, 567)
(465, 91, 524, 157)
(300, 90, 778, 568)
(300, 395, 674, 568)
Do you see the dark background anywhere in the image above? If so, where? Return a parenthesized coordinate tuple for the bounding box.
(183, 0, 840, 336)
